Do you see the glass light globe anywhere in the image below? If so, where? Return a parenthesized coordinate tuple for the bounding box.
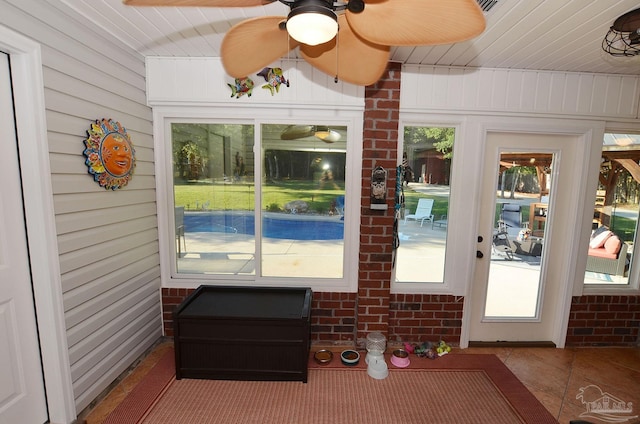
(287, 9, 338, 46)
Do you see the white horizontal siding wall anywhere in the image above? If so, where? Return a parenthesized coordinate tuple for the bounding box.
(146, 56, 365, 108)
(401, 65, 640, 120)
(0, 0, 161, 414)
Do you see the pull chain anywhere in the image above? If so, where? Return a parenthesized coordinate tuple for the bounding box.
(287, 26, 291, 74)
(334, 26, 339, 83)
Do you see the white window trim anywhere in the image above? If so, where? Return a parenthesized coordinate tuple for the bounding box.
(393, 116, 470, 296)
(581, 125, 640, 295)
(153, 106, 362, 293)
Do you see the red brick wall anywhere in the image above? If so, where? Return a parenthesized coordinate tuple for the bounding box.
(566, 295, 640, 346)
(162, 287, 195, 337)
(162, 289, 466, 346)
(389, 294, 464, 344)
(162, 288, 358, 343)
(311, 292, 357, 343)
(163, 291, 638, 347)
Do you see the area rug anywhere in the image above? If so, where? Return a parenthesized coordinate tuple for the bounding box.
(104, 349, 557, 424)
(103, 348, 176, 424)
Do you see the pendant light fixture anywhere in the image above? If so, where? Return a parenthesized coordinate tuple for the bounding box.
(286, 0, 338, 46)
(603, 8, 640, 57)
(314, 125, 341, 143)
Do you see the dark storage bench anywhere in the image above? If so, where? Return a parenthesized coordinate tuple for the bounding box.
(174, 285, 312, 382)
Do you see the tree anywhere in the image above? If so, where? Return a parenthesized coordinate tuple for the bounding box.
(171, 123, 253, 181)
(404, 127, 455, 159)
(180, 141, 204, 180)
(430, 127, 455, 159)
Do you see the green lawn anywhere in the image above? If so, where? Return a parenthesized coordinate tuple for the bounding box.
(176, 182, 638, 243)
(175, 181, 451, 217)
(174, 180, 344, 214)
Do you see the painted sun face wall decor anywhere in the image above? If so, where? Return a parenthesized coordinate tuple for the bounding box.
(84, 118, 136, 190)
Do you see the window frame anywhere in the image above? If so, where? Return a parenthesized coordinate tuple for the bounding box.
(392, 117, 467, 295)
(153, 107, 362, 293)
(582, 129, 640, 295)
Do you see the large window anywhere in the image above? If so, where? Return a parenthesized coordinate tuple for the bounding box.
(172, 123, 255, 275)
(169, 122, 351, 283)
(395, 126, 454, 284)
(261, 124, 346, 278)
(584, 132, 640, 288)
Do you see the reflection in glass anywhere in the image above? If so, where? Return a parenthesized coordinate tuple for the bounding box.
(485, 151, 553, 318)
(170, 123, 348, 279)
(396, 127, 453, 283)
(584, 133, 640, 285)
(171, 123, 256, 275)
(260, 124, 346, 278)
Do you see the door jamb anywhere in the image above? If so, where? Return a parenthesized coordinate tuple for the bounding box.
(0, 25, 76, 422)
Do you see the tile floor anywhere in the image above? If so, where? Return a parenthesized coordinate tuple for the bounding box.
(81, 341, 640, 424)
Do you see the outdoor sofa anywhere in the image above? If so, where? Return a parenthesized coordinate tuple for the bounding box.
(586, 228, 628, 276)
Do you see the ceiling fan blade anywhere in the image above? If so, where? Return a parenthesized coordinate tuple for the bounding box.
(300, 15, 390, 86)
(123, 0, 272, 6)
(221, 16, 299, 78)
(280, 125, 315, 140)
(346, 0, 486, 46)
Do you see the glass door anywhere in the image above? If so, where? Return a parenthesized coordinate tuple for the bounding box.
(484, 151, 553, 319)
(468, 131, 581, 344)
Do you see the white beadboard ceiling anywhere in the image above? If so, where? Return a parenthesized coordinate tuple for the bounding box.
(58, 0, 640, 76)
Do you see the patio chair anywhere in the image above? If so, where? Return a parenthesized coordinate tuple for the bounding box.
(335, 195, 345, 220)
(492, 203, 529, 260)
(404, 198, 434, 227)
(432, 214, 448, 229)
(492, 221, 515, 260)
(498, 203, 523, 238)
(175, 206, 186, 256)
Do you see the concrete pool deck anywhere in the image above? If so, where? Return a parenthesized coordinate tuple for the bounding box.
(177, 231, 348, 278)
(177, 216, 613, 285)
(176, 219, 450, 280)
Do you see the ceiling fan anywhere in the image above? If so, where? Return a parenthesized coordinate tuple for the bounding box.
(280, 124, 342, 142)
(123, 0, 486, 86)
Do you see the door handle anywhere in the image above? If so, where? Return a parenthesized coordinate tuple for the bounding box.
(476, 250, 484, 258)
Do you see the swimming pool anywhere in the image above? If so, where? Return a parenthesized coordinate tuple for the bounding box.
(184, 212, 344, 240)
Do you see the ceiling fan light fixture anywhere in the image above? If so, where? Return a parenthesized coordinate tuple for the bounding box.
(314, 125, 341, 143)
(314, 125, 330, 138)
(286, 1, 338, 46)
(603, 8, 640, 57)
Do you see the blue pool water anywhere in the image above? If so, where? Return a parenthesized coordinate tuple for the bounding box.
(184, 213, 344, 240)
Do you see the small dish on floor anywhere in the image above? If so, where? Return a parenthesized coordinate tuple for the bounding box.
(340, 350, 360, 366)
(390, 349, 410, 368)
(314, 349, 333, 365)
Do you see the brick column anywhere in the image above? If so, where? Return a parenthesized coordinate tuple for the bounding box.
(357, 62, 401, 346)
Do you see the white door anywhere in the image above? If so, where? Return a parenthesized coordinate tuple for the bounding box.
(469, 131, 581, 344)
(0, 51, 48, 423)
